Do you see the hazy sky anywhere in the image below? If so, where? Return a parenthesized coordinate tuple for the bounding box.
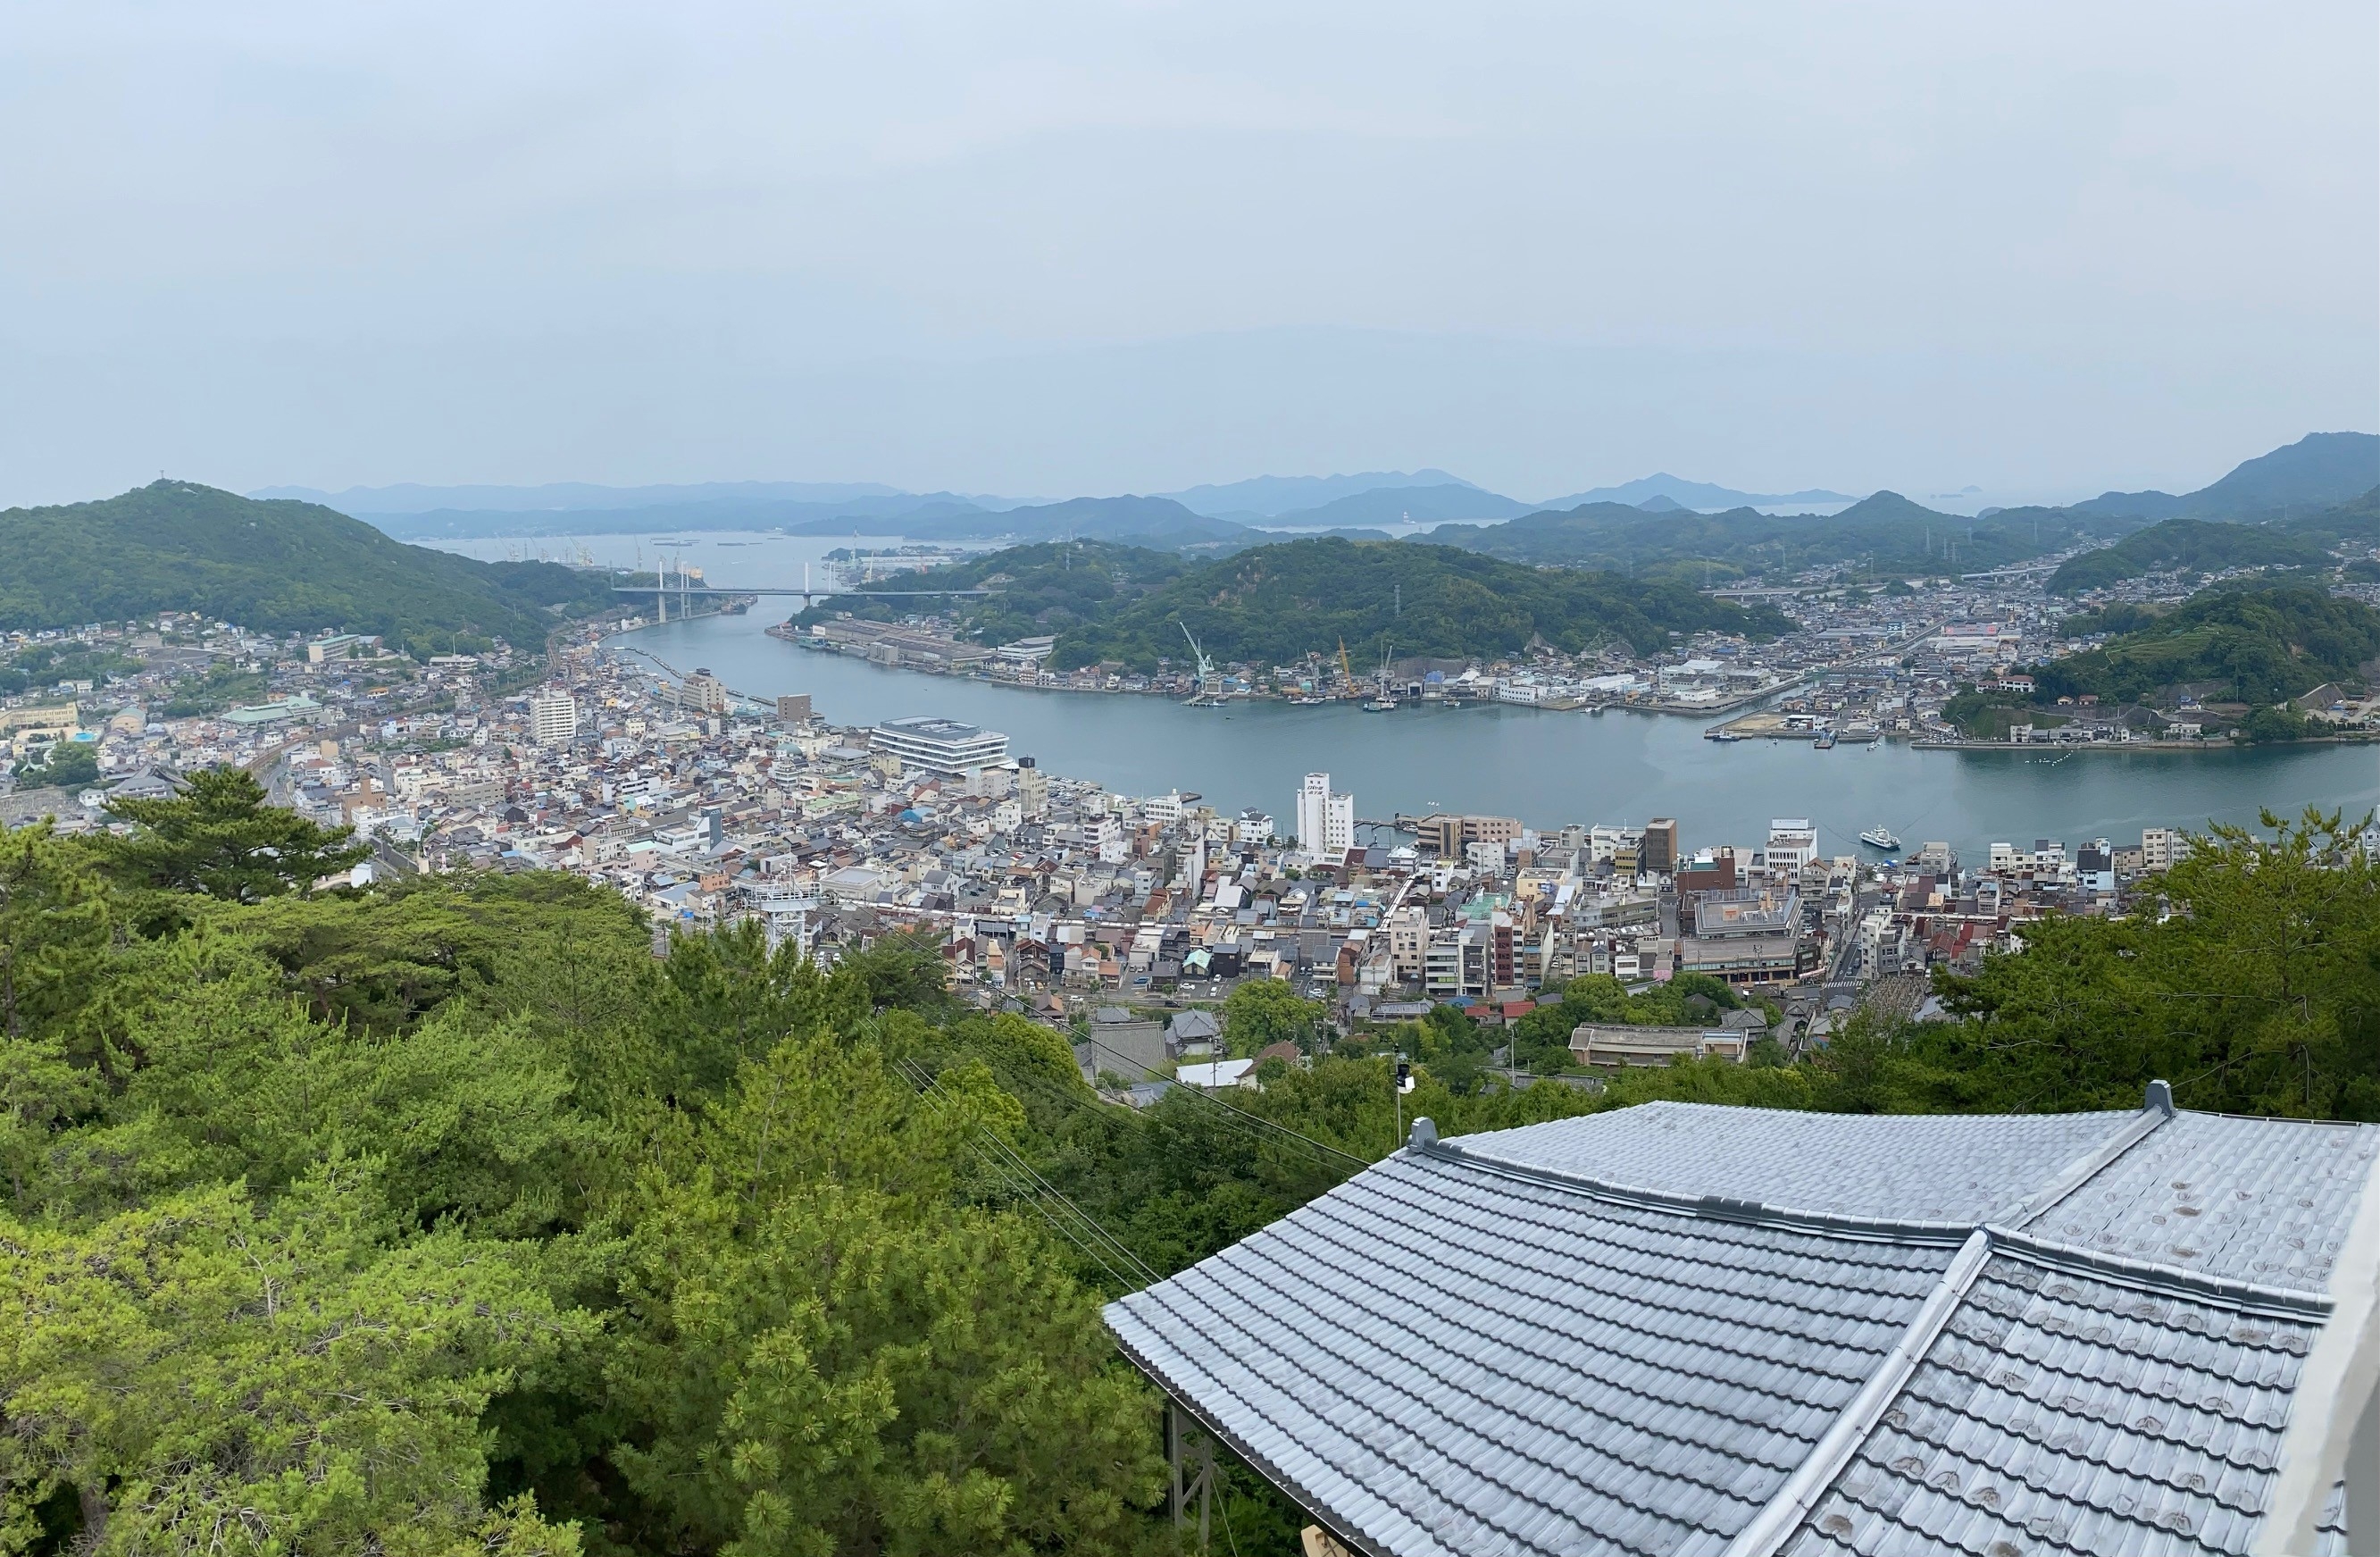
(4, 2, 2374, 506)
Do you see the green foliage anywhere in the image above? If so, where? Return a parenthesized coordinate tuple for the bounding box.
(2046, 518, 2334, 595)
(1223, 978, 1324, 1057)
(11, 781, 2380, 1552)
(2031, 585, 2380, 707)
(17, 740, 100, 790)
(1047, 537, 1789, 671)
(0, 1171, 589, 1555)
(0, 480, 621, 644)
(798, 540, 1190, 649)
(103, 767, 370, 906)
(1926, 808, 2380, 1116)
(1500, 974, 1743, 1071)
(160, 663, 271, 716)
(604, 1034, 1161, 1557)
(7, 642, 140, 687)
(1941, 688, 2063, 740)
(2236, 704, 2319, 744)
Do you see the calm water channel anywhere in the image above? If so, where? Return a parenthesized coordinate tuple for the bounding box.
(440, 530, 2380, 860)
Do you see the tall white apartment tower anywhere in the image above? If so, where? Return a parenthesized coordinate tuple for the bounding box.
(528, 690, 579, 747)
(1295, 772, 1355, 864)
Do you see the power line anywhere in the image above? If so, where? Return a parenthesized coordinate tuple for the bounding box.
(898, 1058, 1163, 1288)
(1070, 1033, 1373, 1171)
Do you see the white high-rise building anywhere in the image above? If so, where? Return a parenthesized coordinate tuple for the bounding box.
(1295, 772, 1355, 864)
(2142, 826, 2182, 872)
(528, 691, 578, 747)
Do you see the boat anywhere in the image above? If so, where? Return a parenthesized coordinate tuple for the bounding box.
(1866, 735, 1884, 750)
(1814, 730, 1837, 749)
(1362, 698, 1399, 713)
(1859, 826, 1902, 850)
(1706, 730, 1742, 742)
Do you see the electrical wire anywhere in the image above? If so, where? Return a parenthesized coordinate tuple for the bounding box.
(1070, 1033, 1374, 1172)
(897, 1058, 1163, 1289)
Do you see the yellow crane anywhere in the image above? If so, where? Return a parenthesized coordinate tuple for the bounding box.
(1336, 638, 1356, 691)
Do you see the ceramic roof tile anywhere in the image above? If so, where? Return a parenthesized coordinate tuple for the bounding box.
(1454, 1103, 2135, 1222)
(1776, 1256, 2322, 1557)
(1107, 1149, 1955, 1557)
(2028, 1111, 2380, 1287)
(1106, 1105, 2379, 1557)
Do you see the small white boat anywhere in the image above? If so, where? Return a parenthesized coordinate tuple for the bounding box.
(1859, 826, 1902, 850)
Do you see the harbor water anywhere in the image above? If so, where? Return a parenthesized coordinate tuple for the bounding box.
(438, 531, 2380, 860)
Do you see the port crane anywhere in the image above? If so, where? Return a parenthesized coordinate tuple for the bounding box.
(1179, 622, 1224, 704)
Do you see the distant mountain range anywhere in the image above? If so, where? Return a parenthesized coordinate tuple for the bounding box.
(1534, 473, 1858, 511)
(1252, 483, 1532, 528)
(1157, 470, 1477, 518)
(250, 434, 2378, 579)
(255, 479, 941, 515)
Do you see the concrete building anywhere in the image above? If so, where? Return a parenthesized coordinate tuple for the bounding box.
(1765, 817, 1818, 873)
(774, 693, 813, 725)
(527, 690, 578, 747)
(2142, 825, 2183, 872)
(1680, 887, 1802, 985)
(677, 667, 731, 715)
(1295, 772, 1354, 863)
(1413, 813, 1522, 858)
(1641, 817, 1679, 875)
(872, 716, 1009, 777)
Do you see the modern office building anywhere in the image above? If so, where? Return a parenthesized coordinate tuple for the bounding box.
(774, 692, 813, 725)
(872, 716, 1009, 777)
(527, 690, 578, 747)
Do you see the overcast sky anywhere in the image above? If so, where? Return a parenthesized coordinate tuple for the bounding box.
(4, 2, 2373, 507)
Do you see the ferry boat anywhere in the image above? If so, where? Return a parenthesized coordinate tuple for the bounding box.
(1813, 729, 1837, 749)
(1859, 826, 1902, 850)
(1362, 698, 1399, 713)
(1706, 730, 1743, 742)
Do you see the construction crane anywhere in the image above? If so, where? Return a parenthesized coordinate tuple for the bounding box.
(1179, 621, 1217, 686)
(1336, 638, 1356, 691)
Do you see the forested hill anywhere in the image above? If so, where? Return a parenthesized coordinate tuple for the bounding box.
(2033, 585, 2380, 707)
(2047, 517, 2335, 594)
(1037, 537, 1791, 669)
(0, 481, 620, 650)
(1422, 491, 2138, 582)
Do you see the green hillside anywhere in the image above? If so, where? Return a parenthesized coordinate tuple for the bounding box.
(2047, 518, 2334, 594)
(0, 481, 621, 651)
(1425, 491, 2133, 582)
(1036, 537, 1790, 669)
(811, 537, 1785, 669)
(794, 539, 1190, 645)
(2281, 484, 2380, 547)
(2032, 585, 2380, 707)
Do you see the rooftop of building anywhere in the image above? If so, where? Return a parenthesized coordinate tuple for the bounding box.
(1107, 1092, 2379, 1557)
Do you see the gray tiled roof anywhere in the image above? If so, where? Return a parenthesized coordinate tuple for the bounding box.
(1457, 1103, 2135, 1223)
(1106, 1100, 2380, 1557)
(2028, 1111, 2380, 1288)
(1777, 1255, 2318, 1557)
(1108, 1150, 1956, 1557)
